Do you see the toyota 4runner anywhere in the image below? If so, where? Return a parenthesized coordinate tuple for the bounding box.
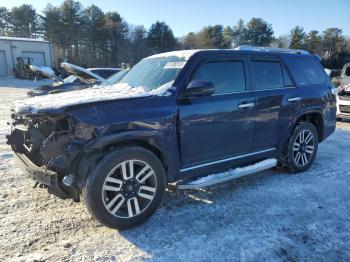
(7, 46, 336, 229)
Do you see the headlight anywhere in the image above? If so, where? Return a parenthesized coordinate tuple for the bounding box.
(73, 122, 95, 140)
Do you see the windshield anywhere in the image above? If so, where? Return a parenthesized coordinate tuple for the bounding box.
(106, 69, 130, 85)
(119, 56, 187, 90)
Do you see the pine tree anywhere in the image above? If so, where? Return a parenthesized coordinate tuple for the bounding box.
(305, 30, 321, 54)
(10, 4, 38, 37)
(222, 26, 234, 49)
(245, 17, 274, 46)
(289, 26, 305, 49)
(147, 21, 177, 53)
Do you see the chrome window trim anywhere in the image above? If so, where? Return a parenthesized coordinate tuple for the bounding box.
(180, 148, 276, 172)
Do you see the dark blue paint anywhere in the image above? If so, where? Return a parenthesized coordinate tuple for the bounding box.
(60, 50, 336, 183)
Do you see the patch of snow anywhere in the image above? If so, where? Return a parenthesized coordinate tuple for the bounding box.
(0, 151, 13, 159)
(14, 81, 175, 114)
(0, 36, 50, 43)
(189, 159, 277, 185)
(147, 50, 200, 60)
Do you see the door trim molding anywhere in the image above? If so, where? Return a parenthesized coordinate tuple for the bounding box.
(180, 148, 275, 172)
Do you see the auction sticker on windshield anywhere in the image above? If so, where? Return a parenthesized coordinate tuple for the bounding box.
(164, 61, 186, 69)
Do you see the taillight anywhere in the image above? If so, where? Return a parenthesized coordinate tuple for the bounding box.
(338, 84, 345, 93)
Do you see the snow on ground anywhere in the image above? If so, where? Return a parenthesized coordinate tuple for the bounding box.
(1, 83, 350, 261)
(0, 77, 53, 89)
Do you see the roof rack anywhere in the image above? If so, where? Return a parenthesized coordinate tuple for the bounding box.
(234, 45, 309, 55)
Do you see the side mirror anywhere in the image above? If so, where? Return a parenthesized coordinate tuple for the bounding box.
(182, 80, 214, 97)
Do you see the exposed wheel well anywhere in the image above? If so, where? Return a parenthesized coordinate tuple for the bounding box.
(102, 139, 168, 174)
(294, 112, 324, 142)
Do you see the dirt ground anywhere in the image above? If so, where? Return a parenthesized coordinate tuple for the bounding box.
(1, 81, 350, 261)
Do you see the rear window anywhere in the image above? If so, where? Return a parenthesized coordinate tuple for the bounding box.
(251, 61, 284, 90)
(283, 56, 327, 86)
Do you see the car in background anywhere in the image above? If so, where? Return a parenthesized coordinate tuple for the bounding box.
(335, 64, 350, 120)
(105, 68, 130, 85)
(329, 69, 342, 87)
(27, 64, 121, 96)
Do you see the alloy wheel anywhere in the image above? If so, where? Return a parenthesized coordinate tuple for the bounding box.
(102, 160, 157, 218)
(292, 130, 315, 167)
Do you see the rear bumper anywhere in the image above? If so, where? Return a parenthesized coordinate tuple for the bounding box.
(13, 152, 71, 198)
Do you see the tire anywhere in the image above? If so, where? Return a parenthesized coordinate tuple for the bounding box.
(283, 122, 318, 173)
(83, 146, 166, 229)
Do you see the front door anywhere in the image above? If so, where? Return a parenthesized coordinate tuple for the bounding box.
(178, 57, 255, 168)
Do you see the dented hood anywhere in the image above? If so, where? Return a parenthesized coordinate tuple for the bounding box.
(29, 65, 63, 82)
(60, 63, 106, 84)
(14, 81, 175, 115)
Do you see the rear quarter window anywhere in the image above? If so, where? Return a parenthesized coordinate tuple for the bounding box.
(283, 56, 327, 86)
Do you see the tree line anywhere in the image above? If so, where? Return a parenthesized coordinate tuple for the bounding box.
(1, 1, 349, 69)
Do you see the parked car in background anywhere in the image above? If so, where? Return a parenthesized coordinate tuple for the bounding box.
(335, 64, 350, 120)
(27, 64, 121, 96)
(7, 47, 336, 229)
(330, 69, 342, 87)
(105, 69, 130, 85)
(339, 63, 350, 87)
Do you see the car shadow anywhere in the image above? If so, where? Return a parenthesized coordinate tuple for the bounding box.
(117, 167, 284, 258)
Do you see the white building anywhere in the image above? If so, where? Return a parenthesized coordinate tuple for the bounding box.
(0, 37, 54, 77)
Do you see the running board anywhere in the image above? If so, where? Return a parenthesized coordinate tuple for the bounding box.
(176, 159, 277, 190)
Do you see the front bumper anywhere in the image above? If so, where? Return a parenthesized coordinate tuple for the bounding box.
(14, 152, 58, 186)
(13, 152, 71, 198)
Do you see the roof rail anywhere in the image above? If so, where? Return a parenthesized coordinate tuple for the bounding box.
(234, 45, 309, 55)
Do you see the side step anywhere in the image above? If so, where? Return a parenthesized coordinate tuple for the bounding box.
(176, 159, 277, 190)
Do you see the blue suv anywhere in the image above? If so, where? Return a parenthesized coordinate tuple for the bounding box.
(7, 47, 336, 229)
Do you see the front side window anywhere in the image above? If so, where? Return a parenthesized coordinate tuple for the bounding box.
(251, 61, 284, 90)
(191, 61, 246, 95)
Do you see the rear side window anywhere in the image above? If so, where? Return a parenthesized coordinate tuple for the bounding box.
(283, 56, 327, 86)
(191, 61, 246, 94)
(251, 61, 284, 90)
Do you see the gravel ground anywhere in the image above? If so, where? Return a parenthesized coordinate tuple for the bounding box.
(1, 79, 350, 261)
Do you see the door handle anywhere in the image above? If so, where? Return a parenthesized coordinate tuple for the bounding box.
(238, 102, 255, 109)
(288, 97, 301, 102)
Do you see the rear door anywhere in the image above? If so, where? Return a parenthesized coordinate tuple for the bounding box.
(178, 56, 255, 168)
(249, 56, 303, 150)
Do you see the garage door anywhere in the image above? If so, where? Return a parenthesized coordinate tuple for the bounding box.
(0, 51, 8, 77)
(22, 51, 46, 66)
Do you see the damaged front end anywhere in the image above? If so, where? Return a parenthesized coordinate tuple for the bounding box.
(6, 112, 95, 201)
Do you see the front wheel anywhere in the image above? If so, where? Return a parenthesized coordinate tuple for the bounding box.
(284, 122, 318, 173)
(83, 146, 166, 229)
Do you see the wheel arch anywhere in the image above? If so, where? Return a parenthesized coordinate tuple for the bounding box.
(79, 131, 180, 185)
(278, 110, 325, 154)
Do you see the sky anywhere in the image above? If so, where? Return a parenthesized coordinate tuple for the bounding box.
(2, 0, 350, 37)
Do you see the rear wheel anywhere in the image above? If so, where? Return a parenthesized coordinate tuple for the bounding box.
(283, 122, 318, 173)
(83, 146, 166, 229)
